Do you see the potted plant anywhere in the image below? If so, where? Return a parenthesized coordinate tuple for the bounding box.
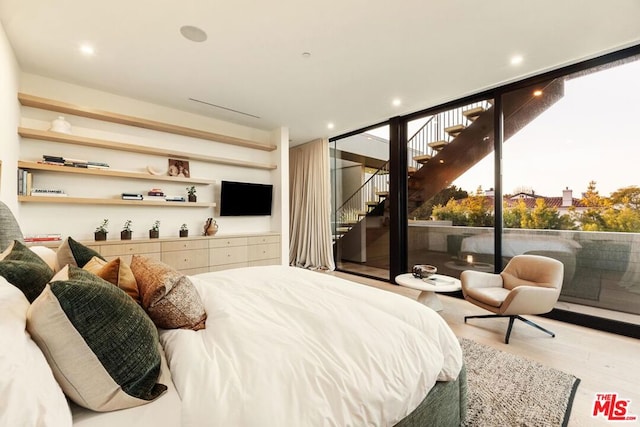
(187, 186, 197, 202)
(149, 220, 160, 239)
(121, 220, 133, 240)
(94, 219, 108, 241)
(179, 223, 189, 238)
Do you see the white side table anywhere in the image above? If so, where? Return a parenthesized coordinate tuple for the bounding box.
(395, 273, 461, 312)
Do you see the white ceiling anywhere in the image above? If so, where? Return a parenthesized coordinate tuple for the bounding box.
(2, 0, 640, 145)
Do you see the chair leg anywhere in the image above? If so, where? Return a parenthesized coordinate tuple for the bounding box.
(464, 314, 556, 344)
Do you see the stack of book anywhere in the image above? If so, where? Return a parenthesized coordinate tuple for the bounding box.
(30, 189, 68, 197)
(122, 193, 143, 201)
(41, 155, 109, 169)
(146, 188, 166, 201)
(24, 233, 62, 243)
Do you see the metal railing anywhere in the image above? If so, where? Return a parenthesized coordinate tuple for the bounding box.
(335, 161, 390, 234)
(407, 101, 492, 172)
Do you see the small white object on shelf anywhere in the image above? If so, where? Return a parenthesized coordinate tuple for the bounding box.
(49, 116, 72, 134)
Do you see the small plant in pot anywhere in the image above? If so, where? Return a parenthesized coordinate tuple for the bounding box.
(149, 220, 160, 239)
(121, 220, 133, 240)
(94, 219, 108, 241)
(179, 223, 189, 238)
(187, 186, 197, 202)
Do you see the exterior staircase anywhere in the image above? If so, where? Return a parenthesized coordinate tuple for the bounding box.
(334, 78, 566, 264)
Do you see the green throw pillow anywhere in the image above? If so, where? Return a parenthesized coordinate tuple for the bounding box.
(0, 240, 54, 302)
(56, 237, 105, 268)
(27, 266, 167, 411)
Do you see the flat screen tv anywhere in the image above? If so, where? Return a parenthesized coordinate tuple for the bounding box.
(220, 180, 273, 216)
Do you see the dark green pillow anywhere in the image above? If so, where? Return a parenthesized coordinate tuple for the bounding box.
(27, 266, 167, 411)
(56, 237, 105, 268)
(0, 240, 53, 302)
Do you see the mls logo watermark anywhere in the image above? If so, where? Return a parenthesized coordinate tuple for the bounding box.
(593, 393, 637, 421)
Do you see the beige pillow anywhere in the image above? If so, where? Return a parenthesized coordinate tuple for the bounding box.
(129, 255, 206, 331)
(83, 257, 140, 304)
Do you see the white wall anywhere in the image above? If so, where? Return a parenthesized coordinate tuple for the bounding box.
(13, 73, 287, 244)
(0, 21, 20, 211)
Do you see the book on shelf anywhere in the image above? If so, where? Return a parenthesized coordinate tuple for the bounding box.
(30, 188, 68, 197)
(165, 196, 186, 202)
(41, 155, 110, 169)
(17, 169, 33, 195)
(122, 193, 144, 200)
(24, 234, 62, 242)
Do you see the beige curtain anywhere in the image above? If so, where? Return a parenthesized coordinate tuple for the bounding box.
(289, 138, 335, 270)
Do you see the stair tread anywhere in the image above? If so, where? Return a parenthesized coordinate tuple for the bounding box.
(428, 140, 449, 150)
(376, 191, 389, 196)
(413, 154, 432, 164)
(444, 124, 465, 135)
(366, 201, 379, 206)
(463, 106, 485, 120)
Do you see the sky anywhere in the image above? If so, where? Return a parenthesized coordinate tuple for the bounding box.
(452, 58, 640, 198)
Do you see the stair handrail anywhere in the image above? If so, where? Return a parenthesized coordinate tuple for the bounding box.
(336, 161, 390, 224)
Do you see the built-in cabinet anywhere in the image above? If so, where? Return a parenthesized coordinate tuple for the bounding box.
(80, 232, 281, 274)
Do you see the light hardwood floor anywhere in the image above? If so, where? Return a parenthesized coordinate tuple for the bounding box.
(329, 271, 640, 427)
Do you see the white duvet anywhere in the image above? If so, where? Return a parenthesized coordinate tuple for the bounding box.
(160, 266, 462, 427)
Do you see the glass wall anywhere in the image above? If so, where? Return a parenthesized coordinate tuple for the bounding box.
(331, 125, 390, 280)
(406, 99, 495, 280)
(500, 56, 640, 321)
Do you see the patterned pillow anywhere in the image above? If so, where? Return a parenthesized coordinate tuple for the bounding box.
(27, 266, 167, 412)
(129, 255, 207, 330)
(56, 237, 105, 268)
(0, 240, 54, 302)
(83, 256, 140, 304)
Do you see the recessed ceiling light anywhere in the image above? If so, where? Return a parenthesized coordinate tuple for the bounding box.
(533, 90, 543, 97)
(392, 98, 401, 107)
(180, 25, 208, 43)
(327, 122, 335, 130)
(302, 52, 311, 59)
(79, 44, 95, 56)
(510, 55, 523, 66)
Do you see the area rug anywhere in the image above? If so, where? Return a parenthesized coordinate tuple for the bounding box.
(460, 338, 580, 427)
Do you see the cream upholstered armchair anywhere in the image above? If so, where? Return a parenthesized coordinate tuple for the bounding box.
(461, 254, 564, 344)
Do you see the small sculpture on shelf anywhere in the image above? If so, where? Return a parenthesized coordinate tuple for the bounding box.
(121, 220, 133, 240)
(149, 220, 160, 239)
(204, 217, 218, 236)
(186, 186, 197, 202)
(179, 223, 189, 238)
(94, 219, 108, 241)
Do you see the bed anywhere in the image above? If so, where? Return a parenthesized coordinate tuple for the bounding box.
(1, 227, 466, 426)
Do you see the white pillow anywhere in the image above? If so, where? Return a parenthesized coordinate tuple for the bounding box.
(29, 245, 59, 271)
(0, 277, 72, 427)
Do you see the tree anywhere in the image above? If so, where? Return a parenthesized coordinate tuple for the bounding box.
(410, 185, 468, 220)
(503, 199, 529, 228)
(610, 185, 640, 211)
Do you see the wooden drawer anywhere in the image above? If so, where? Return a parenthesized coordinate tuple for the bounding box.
(210, 246, 248, 266)
(161, 249, 209, 270)
(248, 243, 280, 261)
(104, 252, 161, 264)
(99, 242, 161, 257)
(162, 239, 208, 252)
(248, 235, 280, 245)
(210, 237, 249, 248)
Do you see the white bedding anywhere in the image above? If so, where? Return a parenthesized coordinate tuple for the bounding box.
(160, 265, 462, 427)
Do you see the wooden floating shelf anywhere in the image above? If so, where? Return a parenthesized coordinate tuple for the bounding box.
(18, 128, 277, 171)
(18, 195, 216, 207)
(18, 93, 276, 152)
(18, 161, 215, 184)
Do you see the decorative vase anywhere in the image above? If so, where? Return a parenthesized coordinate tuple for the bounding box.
(204, 218, 218, 236)
(179, 230, 188, 238)
(94, 231, 107, 241)
(149, 230, 159, 239)
(188, 194, 197, 202)
(49, 116, 72, 134)
(121, 230, 132, 240)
